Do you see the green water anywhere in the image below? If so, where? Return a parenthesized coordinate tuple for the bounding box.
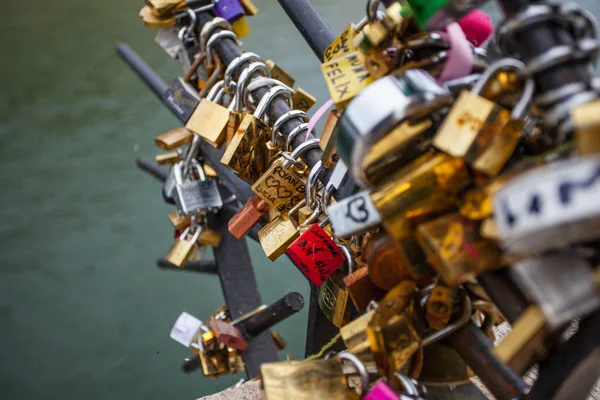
(0, 0, 598, 399)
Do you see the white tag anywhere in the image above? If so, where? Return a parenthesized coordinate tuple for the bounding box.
(170, 312, 203, 347)
(327, 161, 348, 190)
(328, 190, 382, 238)
(494, 156, 600, 247)
(155, 28, 183, 59)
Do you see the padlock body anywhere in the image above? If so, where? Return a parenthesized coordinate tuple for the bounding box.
(318, 271, 351, 328)
(252, 158, 306, 215)
(433, 90, 520, 176)
(175, 179, 223, 216)
(213, 0, 245, 22)
(186, 99, 230, 148)
(287, 224, 346, 286)
(343, 266, 386, 312)
(165, 239, 196, 267)
(364, 381, 399, 400)
(155, 127, 193, 150)
(221, 114, 270, 183)
(228, 195, 269, 239)
(209, 319, 248, 351)
(258, 215, 299, 261)
(197, 228, 223, 248)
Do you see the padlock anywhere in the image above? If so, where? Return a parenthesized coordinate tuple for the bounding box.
(228, 195, 269, 239)
(292, 88, 317, 113)
(365, 231, 425, 291)
(367, 299, 423, 380)
(572, 98, 600, 155)
(220, 113, 271, 184)
(493, 305, 549, 375)
(199, 347, 230, 377)
(511, 252, 600, 330)
(174, 160, 223, 216)
(258, 214, 299, 261)
(318, 270, 352, 328)
(155, 127, 193, 150)
(270, 330, 286, 351)
(139, 5, 174, 28)
(341, 309, 376, 357)
(266, 59, 295, 88)
(146, 0, 181, 17)
(377, 280, 418, 319)
(329, 190, 382, 238)
(240, 0, 258, 15)
(165, 226, 202, 267)
(319, 110, 342, 168)
(433, 59, 534, 177)
(209, 319, 248, 351)
(261, 359, 351, 400)
(321, 51, 375, 110)
(185, 99, 230, 148)
(364, 381, 399, 400)
(251, 141, 316, 215)
(354, 3, 404, 51)
(336, 70, 453, 185)
(287, 222, 346, 286)
(168, 211, 191, 231)
(360, 120, 432, 186)
(213, 0, 245, 22)
(232, 16, 250, 38)
(405, 0, 488, 30)
(425, 280, 456, 330)
(324, 24, 357, 62)
(343, 266, 386, 312)
(370, 152, 471, 272)
(155, 150, 181, 165)
(197, 227, 223, 248)
(164, 77, 201, 123)
(493, 155, 600, 255)
(416, 213, 503, 286)
(170, 311, 204, 347)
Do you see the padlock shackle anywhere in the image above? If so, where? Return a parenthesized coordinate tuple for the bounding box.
(224, 52, 263, 93)
(305, 160, 324, 210)
(253, 85, 293, 122)
(200, 17, 232, 54)
(272, 110, 309, 146)
(235, 61, 271, 111)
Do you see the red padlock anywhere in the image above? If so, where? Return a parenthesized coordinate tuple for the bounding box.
(286, 223, 346, 286)
(209, 319, 248, 351)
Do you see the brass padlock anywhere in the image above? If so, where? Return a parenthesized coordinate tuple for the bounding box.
(416, 213, 503, 286)
(258, 214, 299, 261)
(252, 157, 306, 215)
(155, 150, 181, 165)
(324, 24, 357, 62)
(571, 98, 600, 155)
(321, 51, 375, 109)
(261, 359, 351, 400)
(319, 110, 341, 168)
(185, 99, 230, 148)
(221, 114, 270, 183)
(343, 266, 386, 312)
(240, 0, 258, 15)
(433, 59, 534, 176)
(292, 88, 317, 113)
(197, 228, 222, 248)
(164, 226, 201, 267)
(139, 5, 174, 28)
(318, 270, 352, 328)
(370, 152, 471, 275)
(341, 309, 376, 358)
(154, 127, 193, 150)
(266, 59, 295, 88)
(168, 211, 191, 231)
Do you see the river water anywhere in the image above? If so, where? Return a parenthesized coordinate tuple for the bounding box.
(0, 1, 598, 399)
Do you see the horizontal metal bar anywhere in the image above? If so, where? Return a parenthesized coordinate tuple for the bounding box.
(242, 292, 304, 337)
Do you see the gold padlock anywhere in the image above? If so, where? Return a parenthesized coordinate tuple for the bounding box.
(572, 98, 600, 155)
(232, 17, 251, 38)
(197, 228, 223, 248)
(361, 119, 432, 186)
(493, 305, 549, 374)
(416, 213, 503, 286)
(321, 51, 375, 109)
(139, 5, 174, 28)
(433, 59, 534, 176)
(318, 110, 341, 168)
(185, 99, 230, 148)
(258, 214, 299, 261)
(341, 309, 376, 356)
(318, 270, 352, 328)
(261, 359, 350, 400)
(154, 127, 193, 150)
(292, 88, 316, 113)
(165, 227, 201, 267)
(240, 0, 258, 15)
(221, 114, 270, 183)
(168, 211, 191, 231)
(266, 59, 295, 88)
(324, 24, 357, 62)
(155, 150, 181, 165)
(252, 157, 306, 215)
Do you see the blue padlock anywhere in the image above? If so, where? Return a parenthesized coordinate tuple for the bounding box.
(214, 0, 245, 22)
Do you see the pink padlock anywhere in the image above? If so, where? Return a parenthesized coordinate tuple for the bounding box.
(364, 381, 400, 400)
(457, 10, 494, 47)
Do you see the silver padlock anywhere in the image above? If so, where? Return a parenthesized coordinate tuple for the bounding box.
(328, 190, 382, 238)
(511, 252, 600, 330)
(174, 160, 223, 216)
(493, 155, 600, 255)
(335, 70, 454, 186)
